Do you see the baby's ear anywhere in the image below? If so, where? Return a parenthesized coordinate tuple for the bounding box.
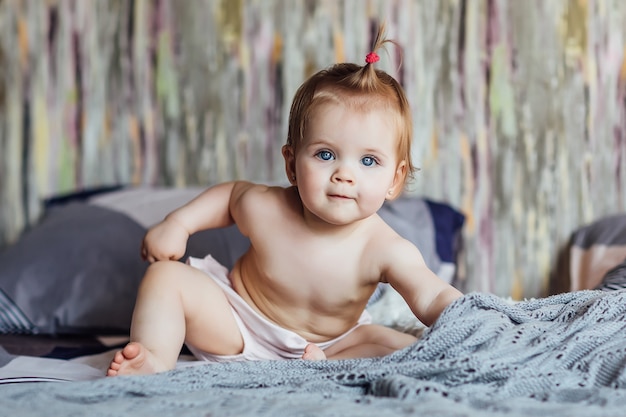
(386, 160, 407, 200)
(282, 145, 297, 185)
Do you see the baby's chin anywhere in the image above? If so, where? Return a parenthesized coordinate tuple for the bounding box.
(307, 207, 377, 227)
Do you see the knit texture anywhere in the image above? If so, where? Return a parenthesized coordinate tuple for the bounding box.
(4, 290, 626, 416)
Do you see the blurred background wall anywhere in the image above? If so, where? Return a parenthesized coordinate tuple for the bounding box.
(1, 0, 625, 298)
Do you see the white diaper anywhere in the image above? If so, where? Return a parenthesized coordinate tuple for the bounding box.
(185, 254, 372, 362)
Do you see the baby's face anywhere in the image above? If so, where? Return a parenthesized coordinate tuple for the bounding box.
(292, 102, 406, 226)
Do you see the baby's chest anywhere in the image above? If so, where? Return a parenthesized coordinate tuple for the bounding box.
(271, 249, 379, 295)
(253, 226, 382, 289)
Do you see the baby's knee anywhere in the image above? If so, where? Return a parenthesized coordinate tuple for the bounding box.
(142, 260, 189, 287)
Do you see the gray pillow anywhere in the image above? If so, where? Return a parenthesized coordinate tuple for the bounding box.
(0, 202, 248, 335)
(551, 213, 626, 292)
(596, 257, 626, 291)
(0, 203, 147, 334)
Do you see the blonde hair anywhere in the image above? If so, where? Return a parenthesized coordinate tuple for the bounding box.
(286, 24, 416, 185)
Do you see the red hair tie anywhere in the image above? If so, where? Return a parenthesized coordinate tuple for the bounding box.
(365, 52, 380, 64)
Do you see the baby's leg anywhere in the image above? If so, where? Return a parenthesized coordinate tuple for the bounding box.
(107, 260, 243, 376)
(303, 324, 417, 361)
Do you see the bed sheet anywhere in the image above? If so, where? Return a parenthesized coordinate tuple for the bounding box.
(0, 344, 204, 384)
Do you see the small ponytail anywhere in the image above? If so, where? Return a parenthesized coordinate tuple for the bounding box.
(354, 22, 402, 91)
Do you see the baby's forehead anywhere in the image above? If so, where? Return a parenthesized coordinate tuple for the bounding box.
(307, 102, 401, 135)
(292, 91, 408, 153)
(303, 114, 399, 153)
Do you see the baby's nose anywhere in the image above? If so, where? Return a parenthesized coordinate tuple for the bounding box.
(332, 165, 355, 183)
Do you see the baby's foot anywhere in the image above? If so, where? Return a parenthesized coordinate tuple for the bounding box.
(106, 342, 165, 376)
(302, 343, 327, 360)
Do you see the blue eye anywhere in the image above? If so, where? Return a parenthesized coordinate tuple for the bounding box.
(316, 150, 334, 161)
(361, 156, 377, 167)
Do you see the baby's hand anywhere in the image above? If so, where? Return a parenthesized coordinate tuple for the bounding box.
(141, 218, 189, 263)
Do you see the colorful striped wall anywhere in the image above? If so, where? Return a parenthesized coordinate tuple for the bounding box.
(1, 0, 625, 298)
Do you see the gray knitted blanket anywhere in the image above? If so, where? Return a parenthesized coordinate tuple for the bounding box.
(4, 290, 626, 417)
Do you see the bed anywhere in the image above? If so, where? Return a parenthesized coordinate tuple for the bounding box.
(1, 187, 626, 416)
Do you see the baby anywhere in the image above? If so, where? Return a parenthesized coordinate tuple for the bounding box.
(107, 25, 463, 376)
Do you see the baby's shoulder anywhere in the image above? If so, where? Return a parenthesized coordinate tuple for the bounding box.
(365, 215, 420, 256)
(232, 182, 295, 217)
(232, 184, 298, 237)
(234, 182, 291, 204)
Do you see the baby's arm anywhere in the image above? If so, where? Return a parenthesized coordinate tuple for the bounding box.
(142, 181, 252, 262)
(383, 238, 463, 327)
